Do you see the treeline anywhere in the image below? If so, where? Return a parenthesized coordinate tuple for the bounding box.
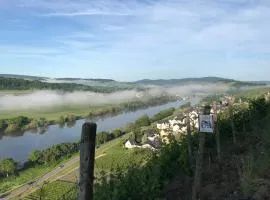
(27, 143, 80, 166)
(0, 77, 126, 93)
(0, 143, 80, 178)
(96, 129, 124, 146)
(0, 117, 49, 134)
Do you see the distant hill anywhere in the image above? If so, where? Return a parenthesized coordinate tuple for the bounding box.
(0, 74, 46, 81)
(0, 74, 266, 88)
(0, 77, 132, 93)
(134, 77, 265, 87)
(56, 78, 115, 83)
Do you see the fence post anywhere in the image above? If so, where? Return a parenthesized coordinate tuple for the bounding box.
(192, 105, 211, 200)
(78, 122, 97, 200)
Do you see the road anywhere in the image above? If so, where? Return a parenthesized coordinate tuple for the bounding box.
(1, 154, 105, 200)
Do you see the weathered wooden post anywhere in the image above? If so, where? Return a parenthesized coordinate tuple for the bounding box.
(78, 122, 97, 200)
(192, 105, 211, 200)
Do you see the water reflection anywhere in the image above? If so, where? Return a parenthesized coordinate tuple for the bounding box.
(66, 121, 76, 128)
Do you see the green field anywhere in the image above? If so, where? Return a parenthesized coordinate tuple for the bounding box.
(22, 133, 151, 200)
(0, 164, 56, 194)
(23, 181, 77, 200)
(0, 104, 112, 121)
(0, 153, 79, 194)
(235, 87, 270, 98)
(0, 135, 127, 194)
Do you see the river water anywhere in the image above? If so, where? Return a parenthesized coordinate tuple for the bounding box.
(0, 99, 198, 163)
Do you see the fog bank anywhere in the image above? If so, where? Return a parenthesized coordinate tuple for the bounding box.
(0, 83, 230, 111)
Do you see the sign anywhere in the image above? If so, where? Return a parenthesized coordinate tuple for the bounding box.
(199, 115, 214, 133)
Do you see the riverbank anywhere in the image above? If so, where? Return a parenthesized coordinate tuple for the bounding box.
(0, 95, 177, 134)
(0, 104, 174, 194)
(0, 111, 156, 193)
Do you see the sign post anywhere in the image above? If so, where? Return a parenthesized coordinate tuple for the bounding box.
(192, 105, 211, 200)
(199, 115, 214, 133)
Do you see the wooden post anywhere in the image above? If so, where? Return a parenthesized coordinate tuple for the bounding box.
(78, 122, 97, 200)
(186, 110, 193, 166)
(192, 105, 211, 200)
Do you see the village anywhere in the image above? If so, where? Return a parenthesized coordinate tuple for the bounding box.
(124, 95, 242, 150)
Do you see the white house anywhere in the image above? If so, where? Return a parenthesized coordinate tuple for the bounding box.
(156, 120, 170, 130)
(125, 139, 139, 149)
(156, 109, 200, 142)
(141, 144, 156, 150)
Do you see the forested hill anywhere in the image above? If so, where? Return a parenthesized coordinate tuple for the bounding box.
(0, 77, 128, 93)
(135, 77, 266, 87)
(56, 78, 115, 83)
(0, 74, 46, 81)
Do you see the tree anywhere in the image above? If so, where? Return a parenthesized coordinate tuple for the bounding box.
(28, 150, 42, 164)
(141, 134, 148, 144)
(58, 116, 66, 125)
(112, 129, 122, 138)
(135, 115, 151, 127)
(0, 158, 17, 177)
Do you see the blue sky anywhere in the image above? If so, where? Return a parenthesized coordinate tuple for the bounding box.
(0, 0, 270, 81)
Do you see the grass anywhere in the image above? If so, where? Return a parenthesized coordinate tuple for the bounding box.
(22, 133, 151, 200)
(0, 90, 34, 95)
(0, 165, 54, 194)
(0, 154, 79, 194)
(235, 87, 270, 98)
(0, 104, 113, 121)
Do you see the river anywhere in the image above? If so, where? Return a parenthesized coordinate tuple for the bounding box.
(0, 99, 199, 163)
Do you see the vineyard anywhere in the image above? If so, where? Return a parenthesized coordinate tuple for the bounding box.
(22, 93, 270, 200)
(23, 181, 77, 200)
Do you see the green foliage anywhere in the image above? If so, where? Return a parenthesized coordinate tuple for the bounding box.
(0, 77, 126, 93)
(58, 116, 66, 125)
(27, 143, 79, 166)
(65, 114, 76, 122)
(135, 115, 151, 127)
(28, 150, 43, 165)
(4, 123, 20, 133)
(0, 119, 6, 129)
(94, 140, 191, 200)
(96, 132, 110, 146)
(23, 181, 77, 200)
(0, 158, 17, 177)
(151, 107, 175, 122)
(112, 129, 122, 138)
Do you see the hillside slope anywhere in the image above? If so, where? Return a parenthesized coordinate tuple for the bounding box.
(135, 77, 265, 87)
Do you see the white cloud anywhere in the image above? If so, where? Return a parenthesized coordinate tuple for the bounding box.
(0, 0, 269, 80)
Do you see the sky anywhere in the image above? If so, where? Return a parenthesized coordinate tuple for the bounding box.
(0, 0, 269, 81)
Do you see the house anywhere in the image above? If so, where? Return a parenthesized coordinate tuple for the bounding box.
(125, 139, 139, 149)
(156, 119, 170, 130)
(156, 109, 200, 143)
(142, 136, 162, 149)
